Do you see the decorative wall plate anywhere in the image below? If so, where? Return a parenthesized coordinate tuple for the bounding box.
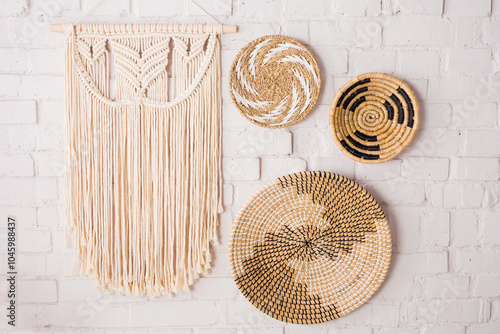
(229, 171, 392, 324)
(229, 35, 321, 128)
(330, 72, 419, 163)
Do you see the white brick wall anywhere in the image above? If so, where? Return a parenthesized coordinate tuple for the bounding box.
(0, 0, 498, 332)
(391, 0, 444, 15)
(451, 210, 478, 247)
(0, 0, 29, 16)
(401, 157, 449, 180)
(18, 280, 58, 303)
(384, 17, 452, 46)
(444, 0, 491, 17)
(0, 101, 36, 124)
(223, 158, 260, 181)
(399, 51, 440, 76)
(349, 50, 397, 74)
(424, 276, 469, 299)
(483, 211, 500, 246)
(333, 0, 381, 16)
(0, 154, 34, 176)
(422, 210, 449, 246)
(447, 49, 492, 74)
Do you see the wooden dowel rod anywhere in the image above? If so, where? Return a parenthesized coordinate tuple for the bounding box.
(49, 23, 237, 33)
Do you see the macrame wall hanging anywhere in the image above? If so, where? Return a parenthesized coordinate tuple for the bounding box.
(64, 23, 223, 296)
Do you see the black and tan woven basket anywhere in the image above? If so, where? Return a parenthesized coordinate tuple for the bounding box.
(229, 35, 321, 129)
(330, 72, 419, 163)
(229, 171, 392, 324)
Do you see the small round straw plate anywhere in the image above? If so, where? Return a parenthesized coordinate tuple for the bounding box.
(229, 35, 321, 129)
(229, 171, 392, 324)
(330, 72, 419, 163)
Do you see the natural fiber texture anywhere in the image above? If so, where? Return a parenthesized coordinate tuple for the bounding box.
(229, 171, 391, 324)
(64, 23, 223, 296)
(330, 72, 419, 163)
(229, 35, 321, 128)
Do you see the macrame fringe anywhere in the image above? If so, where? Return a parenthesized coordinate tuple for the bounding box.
(64, 24, 222, 296)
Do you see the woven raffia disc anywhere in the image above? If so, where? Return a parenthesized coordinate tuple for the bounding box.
(229, 171, 392, 324)
(229, 35, 321, 128)
(330, 72, 419, 163)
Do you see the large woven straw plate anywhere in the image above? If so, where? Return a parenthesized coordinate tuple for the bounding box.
(229, 171, 392, 324)
(229, 35, 321, 128)
(330, 72, 419, 163)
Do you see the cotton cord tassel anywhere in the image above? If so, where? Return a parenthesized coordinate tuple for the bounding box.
(64, 23, 222, 296)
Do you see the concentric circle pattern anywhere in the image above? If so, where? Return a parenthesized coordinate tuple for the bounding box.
(229, 171, 392, 324)
(229, 35, 321, 128)
(330, 72, 419, 163)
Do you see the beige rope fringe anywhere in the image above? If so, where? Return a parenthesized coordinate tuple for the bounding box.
(229, 171, 392, 324)
(64, 23, 223, 296)
(329, 72, 420, 164)
(229, 35, 321, 128)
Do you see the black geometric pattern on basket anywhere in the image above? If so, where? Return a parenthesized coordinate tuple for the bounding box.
(235, 228, 340, 323)
(278, 173, 380, 255)
(229, 171, 391, 324)
(330, 73, 419, 164)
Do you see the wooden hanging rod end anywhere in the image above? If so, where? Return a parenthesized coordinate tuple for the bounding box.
(224, 25, 237, 34)
(50, 24, 65, 32)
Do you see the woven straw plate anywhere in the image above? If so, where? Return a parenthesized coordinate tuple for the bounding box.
(229, 171, 392, 324)
(330, 72, 419, 163)
(229, 35, 321, 128)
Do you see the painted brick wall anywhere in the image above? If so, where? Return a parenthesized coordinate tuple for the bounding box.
(0, 0, 499, 333)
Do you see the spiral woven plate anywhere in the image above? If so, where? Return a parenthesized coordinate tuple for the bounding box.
(229, 35, 321, 128)
(229, 171, 391, 324)
(330, 72, 419, 163)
